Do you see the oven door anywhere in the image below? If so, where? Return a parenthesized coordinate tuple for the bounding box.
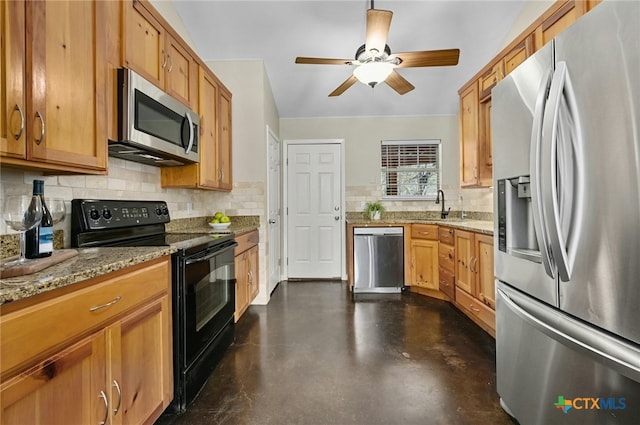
(182, 241, 237, 368)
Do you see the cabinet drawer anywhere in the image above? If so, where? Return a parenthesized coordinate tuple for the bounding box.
(1, 258, 170, 378)
(455, 287, 495, 331)
(411, 224, 438, 240)
(235, 229, 259, 255)
(438, 227, 455, 244)
(438, 243, 455, 273)
(438, 267, 455, 300)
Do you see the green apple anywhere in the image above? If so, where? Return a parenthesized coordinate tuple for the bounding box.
(210, 218, 220, 224)
(220, 215, 230, 223)
(214, 211, 224, 220)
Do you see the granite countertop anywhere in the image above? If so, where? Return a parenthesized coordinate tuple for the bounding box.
(0, 246, 175, 305)
(0, 216, 261, 306)
(166, 215, 259, 236)
(346, 217, 494, 236)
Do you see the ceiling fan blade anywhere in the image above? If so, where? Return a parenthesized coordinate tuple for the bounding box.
(296, 57, 354, 65)
(329, 75, 358, 97)
(391, 49, 460, 68)
(385, 71, 415, 95)
(365, 9, 393, 55)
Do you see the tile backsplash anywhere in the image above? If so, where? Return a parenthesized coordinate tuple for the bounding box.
(0, 158, 266, 248)
(346, 185, 493, 216)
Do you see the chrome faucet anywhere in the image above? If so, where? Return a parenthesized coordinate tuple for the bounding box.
(435, 190, 451, 219)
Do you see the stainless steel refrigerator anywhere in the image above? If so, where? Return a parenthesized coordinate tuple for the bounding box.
(492, 1, 640, 424)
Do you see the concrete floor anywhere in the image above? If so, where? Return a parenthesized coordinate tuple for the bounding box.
(158, 281, 516, 425)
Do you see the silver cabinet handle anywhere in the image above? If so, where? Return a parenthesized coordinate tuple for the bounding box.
(161, 49, 167, 69)
(112, 380, 122, 415)
(90, 296, 121, 312)
(167, 54, 173, 73)
(469, 304, 480, 313)
(98, 390, 109, 425)
(13, 104, 25, 140)
(248, 269, 253, 285)
(218, 169, 223, 181)
(34, 111, 45, 145)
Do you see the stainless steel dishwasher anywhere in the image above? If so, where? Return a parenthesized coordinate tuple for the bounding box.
(353, 227, 404, 293)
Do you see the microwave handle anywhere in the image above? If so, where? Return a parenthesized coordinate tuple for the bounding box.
(184, 112, 194, 154)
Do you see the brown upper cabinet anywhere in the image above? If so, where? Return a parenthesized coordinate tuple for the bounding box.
(123, 0, 198, 111)
(1, 0, 108, 174)
(161, 66, 233, 191)
(534, 0, 588, 50)
(458, 0, 600, 189)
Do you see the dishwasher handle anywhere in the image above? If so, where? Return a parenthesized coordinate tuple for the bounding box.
(353, 227, 404, 236)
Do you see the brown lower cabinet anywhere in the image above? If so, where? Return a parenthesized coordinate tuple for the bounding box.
(347, 223, 495, 335)
(453, 230, 495, 335)
(0, 256, 174, 425)
(234, 230, 259, 322)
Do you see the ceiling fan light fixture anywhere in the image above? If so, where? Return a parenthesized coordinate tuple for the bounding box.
(353, 61, 394, 87)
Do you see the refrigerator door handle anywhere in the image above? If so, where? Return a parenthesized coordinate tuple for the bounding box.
(529, 67, 555, 279)
(497, 286, 640, 383)
(540, 62, 581, 282)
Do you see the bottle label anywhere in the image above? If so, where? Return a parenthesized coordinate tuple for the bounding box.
(38, 227, 54, 254)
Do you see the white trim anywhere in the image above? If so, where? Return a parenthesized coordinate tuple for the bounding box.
(282, 139, 347, 281)
(266, 126, 284, 297)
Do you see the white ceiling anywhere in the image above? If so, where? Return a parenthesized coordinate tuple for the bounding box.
(172, 0, 527, 119)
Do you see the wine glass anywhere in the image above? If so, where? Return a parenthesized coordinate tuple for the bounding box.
(2, 195, 43, 266)
(46, 198, 67, 226)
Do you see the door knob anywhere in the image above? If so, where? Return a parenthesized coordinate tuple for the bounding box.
(269, 219, 276, 224)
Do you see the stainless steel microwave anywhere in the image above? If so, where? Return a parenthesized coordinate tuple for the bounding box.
(108, 68, 199, 167)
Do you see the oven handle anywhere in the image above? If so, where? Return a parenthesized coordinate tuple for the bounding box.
(185, 241, 238, 265)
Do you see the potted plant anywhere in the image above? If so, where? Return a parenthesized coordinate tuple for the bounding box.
(364, 201, 385, 220)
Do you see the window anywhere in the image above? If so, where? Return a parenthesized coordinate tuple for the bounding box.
(380, 140, 441, 199)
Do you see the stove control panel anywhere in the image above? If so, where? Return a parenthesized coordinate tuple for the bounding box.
(71, 199, 170, 231)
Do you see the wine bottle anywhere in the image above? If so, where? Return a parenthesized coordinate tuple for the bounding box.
(25, 180, 53, 258)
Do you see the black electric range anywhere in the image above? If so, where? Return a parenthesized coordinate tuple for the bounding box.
(71, 199, 237, 414)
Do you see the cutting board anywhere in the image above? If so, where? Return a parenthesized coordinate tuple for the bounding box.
(0, 249, 79, 278)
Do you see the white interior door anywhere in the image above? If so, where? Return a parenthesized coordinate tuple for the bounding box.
(267, 127, 281, 294)
(286, 142, 343, 279)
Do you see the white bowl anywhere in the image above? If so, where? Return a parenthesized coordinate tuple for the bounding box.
(209, 222, 231, 230)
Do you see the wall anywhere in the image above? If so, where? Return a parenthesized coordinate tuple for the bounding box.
(206, 59, 280, 304)
(498, 0, 555, 51)
(280, 116, 493, 215)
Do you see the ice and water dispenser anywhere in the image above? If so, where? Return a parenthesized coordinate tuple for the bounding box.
(497, 176, 541, 264)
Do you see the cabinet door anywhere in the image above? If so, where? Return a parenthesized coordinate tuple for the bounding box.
(474, 233, 495, 309)
(165, 34, 198, 111)
(27, 0, 107, 171)
(534, 0, 586, 50)
(411, 239, 439, 290)
(0, 332, 106, 425)
(454, 230, 474, 294)
(234, 252, 248, 322)
(123, 0, 165, 88)
(217, 88, 233, 190)
(478, 98, 493, 187)
(503, 36, 533, 76)
(247, 245, 259, 301)
(109, 295, 173, 425)
(478, 61, 503, 101)
(197, 68, 220, 188)
(0, 0, 26, 159)
(459, 84, 479, 187)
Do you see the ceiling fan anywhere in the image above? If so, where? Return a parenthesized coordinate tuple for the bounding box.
(295, 1, 460, 97)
